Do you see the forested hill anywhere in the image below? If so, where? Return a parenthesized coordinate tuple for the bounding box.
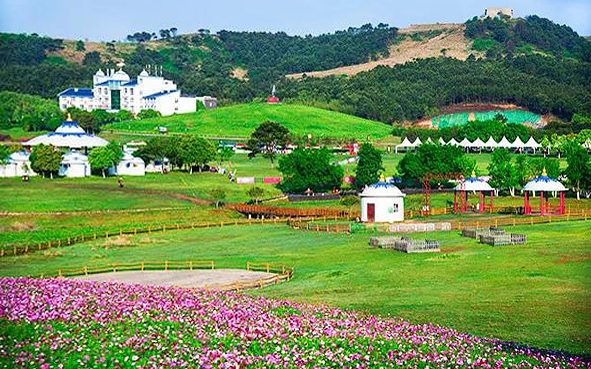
(0, 16, 590, 124)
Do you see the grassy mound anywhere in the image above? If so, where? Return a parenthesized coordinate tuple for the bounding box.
(105, 103, 392, 140)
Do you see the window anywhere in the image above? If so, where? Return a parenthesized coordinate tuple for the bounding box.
(130, 88, 134, 95)
(392, 203, 399, 213)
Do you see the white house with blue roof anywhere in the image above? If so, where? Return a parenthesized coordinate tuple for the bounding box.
(359, 175, 406, 223)
(58, 68, 199, 116)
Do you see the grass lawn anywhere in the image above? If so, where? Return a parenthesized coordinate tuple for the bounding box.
(104, 103, 393, 140)
(1, 220, 589, 354)
(0, 127, 48, 140)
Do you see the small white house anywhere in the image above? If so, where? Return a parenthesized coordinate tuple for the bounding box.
(0, 151, 36, 178)
(110, 151, 145, 176)
(59, 151, 90, 178)
(360, 176, 406, 223)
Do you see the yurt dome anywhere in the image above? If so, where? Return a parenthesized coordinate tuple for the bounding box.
(522, 169, 567, 192)
(454, 173, 493, 192)
(111, 69, 130, 81)
(360, 180, 406, 198)
(24, 114, 108, 149)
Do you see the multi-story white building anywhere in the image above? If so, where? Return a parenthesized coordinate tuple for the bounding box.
(57, 69, 214, 116)
(482, 7, 513, 19)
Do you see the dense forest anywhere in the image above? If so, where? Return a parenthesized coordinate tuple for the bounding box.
(0, 16, 590, 126)
(465, 15, 591, 61)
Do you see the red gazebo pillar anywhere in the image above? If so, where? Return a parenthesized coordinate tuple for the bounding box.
(524, 191, 529, 215)
(454, 190, 458, 213)
(479, 191, 484, 214)
(560, 192, 565, 214)
(460, 190, 465, 213)
(540, 191, 544, 216)
(489, 191, 494, 213)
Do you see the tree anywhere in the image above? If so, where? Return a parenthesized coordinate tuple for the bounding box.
(29, 144, 62, 178)
(247, 186, 266, 204)
(137, 109, 161, 120)
(159, 29, 171, 39)
(209, 188, 226, 208)
(217, 145, 235, 165)
(354, 143, 383, 190)
(563, 141, 590, 200)
(114, 110, 134, 122)
(529, 157, 561, 178)
(487, 149, 518, 196)
(170, 27, 178, 37)
(134, 137, 178, 173)
(88, 141, 123, 178)
(82, 51, 101, 66)
(247, 121, 290, 164)
(178, 136, 216, 173)
(0, 145, 9, 165)
(513, 155, 531, 187)
(75, 40, 85, 52)
(278, 147, 344, 194)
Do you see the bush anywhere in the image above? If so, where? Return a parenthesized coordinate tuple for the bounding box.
(340, 195, 359, 207)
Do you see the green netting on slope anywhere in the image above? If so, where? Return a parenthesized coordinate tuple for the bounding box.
(432, 110, 541, 128)
(474, 110, 541, 124)
(432, 113, 470, 128)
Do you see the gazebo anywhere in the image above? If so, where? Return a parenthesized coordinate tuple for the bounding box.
(454, 171, 495, 214)
(522, 168, 567, 215)
(23, 114, 108, 151)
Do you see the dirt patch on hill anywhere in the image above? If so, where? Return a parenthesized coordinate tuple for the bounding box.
(231, 67, 249, 81)
(286, 24, 476, 79)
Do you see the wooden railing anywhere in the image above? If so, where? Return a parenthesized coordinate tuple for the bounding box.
(34, 261, 293, 292)
(0, 218, 302, 258)
(288, 219, 353, 234)
(227, 203, 356, 218)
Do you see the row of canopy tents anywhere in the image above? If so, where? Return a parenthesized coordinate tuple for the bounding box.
(395, 136, 543, 153)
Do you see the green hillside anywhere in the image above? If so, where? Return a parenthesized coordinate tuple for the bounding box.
(105, 103, 392, 140)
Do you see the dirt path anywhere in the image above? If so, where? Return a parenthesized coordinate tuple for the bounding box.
(74, 269, 276, 290)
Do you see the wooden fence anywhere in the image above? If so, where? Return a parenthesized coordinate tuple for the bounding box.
(34, 261, 293, 292)
(227, 203, 356, 218)
(288, 212, 590, 235)
(0, 217, 306, 258)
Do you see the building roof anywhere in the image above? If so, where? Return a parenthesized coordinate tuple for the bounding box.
(360, 176, 406, 198)
(57, 88, 94, 98)
(522, 169, 566, 192)
(120, 151, 144, 164)
(55, 121, 86, 134)
(144, 90, 177, 99)
(95, 81, 110, 87)
(454, 175, 494, 192)
(122, 79, 138, 86)
(8, 151, 30, 163)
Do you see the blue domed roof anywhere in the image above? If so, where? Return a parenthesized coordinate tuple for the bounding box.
(522, 171, 566, 192)
(360, 177, 405, 197)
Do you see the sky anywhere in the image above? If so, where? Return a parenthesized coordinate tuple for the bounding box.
(1, 0, 590, 41)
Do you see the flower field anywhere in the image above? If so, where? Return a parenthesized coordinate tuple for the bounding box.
(1, 278, 589, 369)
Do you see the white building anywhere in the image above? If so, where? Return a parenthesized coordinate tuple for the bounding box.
(0, 151, 36, 178)
(57, 69, 211, 117)
(110, 150, 145, 176)
(359, 176, 406, 223)
(482, 7, 513, 19)
(59, 151, 91, 178)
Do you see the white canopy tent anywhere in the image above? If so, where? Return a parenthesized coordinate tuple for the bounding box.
(524, 137, 542, 153)
(412, 137, 422, 146)
(497, 136, 512, 149)
(512, 136, 526, 151)
(459, 138, 472, 148)
(471, 138, 486, 150)
(395, 137, 415, 153)
(438, 137, 446, 145)
(447, 138, 459, 146)
(484, 137, 498, 150)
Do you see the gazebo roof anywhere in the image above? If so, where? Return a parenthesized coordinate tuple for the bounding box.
(522, 169, 566, 192)
(23, 115, 108, 149)
(454, 173, 494, 192)
(360, 176, 406, 198)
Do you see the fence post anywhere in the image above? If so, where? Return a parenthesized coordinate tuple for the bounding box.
(211, 261, 215, 270)
(530, 218, 533, 225)
(266, 264, 270, 273)
(141, 261, 145, 271)
(247, 262, 250, 271)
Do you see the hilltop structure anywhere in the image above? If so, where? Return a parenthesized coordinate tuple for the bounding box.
(482, 7, 513, 19)
(57, 69, 212, 116)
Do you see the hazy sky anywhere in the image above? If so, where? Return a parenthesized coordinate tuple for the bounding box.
(1, 0, 590, 41)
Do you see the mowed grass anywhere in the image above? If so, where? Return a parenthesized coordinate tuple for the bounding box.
(1, 221, 589, 354)
(104, 103, 392, 140)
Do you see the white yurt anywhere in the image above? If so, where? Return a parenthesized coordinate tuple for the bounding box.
(145, 158, 171, 173)
(360, 175, 406, 223)
(24, 114, 108, 150)
(110, 151, 145, 176)
(59, 151, 91, 178)
(0, 151, 36, 178)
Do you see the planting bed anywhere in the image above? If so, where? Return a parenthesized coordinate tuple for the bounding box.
(1, 278, 589, 368)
